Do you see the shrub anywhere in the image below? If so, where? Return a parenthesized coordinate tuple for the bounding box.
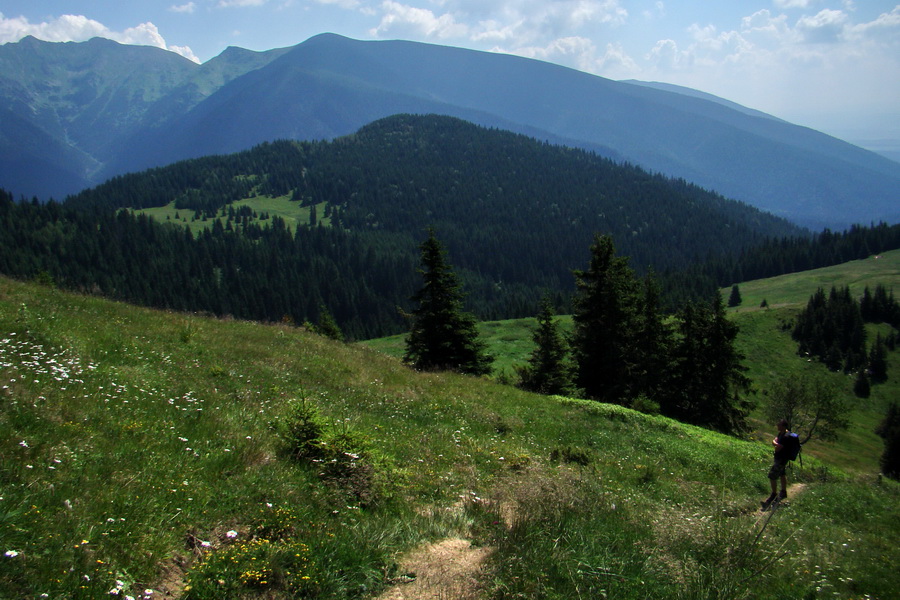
(550, 444, 593, 466)
(279, 397, 326, 460)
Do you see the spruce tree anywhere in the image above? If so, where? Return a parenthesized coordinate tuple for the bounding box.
(728, 284, 742, 307)
(516, 298, 576, 396)
(854, 369, 871, 398)
(632, 271, 672, 403)
(876, 402, 900, 480)
(570, 234, 641, 403)
(666, 293, 752, 433)
(404, 229, 492, 375)
(869, 334, 889, 382)
(313, 305, 344, 341)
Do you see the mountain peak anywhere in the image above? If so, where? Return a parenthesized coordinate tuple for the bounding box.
(1, 34, 897, 228)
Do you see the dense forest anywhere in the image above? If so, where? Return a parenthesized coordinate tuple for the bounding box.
(3, 115, 900, 338)
(663, 224, 900, 306)
(792, 284, 899, 395)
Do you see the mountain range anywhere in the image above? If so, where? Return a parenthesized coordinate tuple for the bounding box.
(1, 33, 898, 230)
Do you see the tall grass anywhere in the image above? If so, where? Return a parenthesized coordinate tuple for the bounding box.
(2, 275, 899, 599)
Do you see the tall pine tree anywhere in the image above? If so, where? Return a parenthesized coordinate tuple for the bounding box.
(666, 293, 752, 433)
(404, 229, 492, 375)
(876, 402, 900, 480)
(516, 298, 576, 396)
(632, 271, 672, 403)
(570, 234, 641, 403)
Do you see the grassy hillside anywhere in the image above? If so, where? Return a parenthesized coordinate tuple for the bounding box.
(724, 249, 900, 474)
(135, 197, 331, 236)
(1, 274, 898, 599)
(726, 248, 900, 311)
(365, 250, 900, 473)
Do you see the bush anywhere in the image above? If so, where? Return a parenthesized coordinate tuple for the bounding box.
(278, 400, 383, 505)
(550, 444, 593, 466)
(630, 394, 660, 415)
(279, 397, 326, 460)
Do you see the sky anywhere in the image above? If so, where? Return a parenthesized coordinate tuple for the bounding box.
(1, 1, 898, 148)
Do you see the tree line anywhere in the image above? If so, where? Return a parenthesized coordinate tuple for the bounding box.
(792, 284, 899, 396)
(661, 223, 900, 308)
(65, 115, 808, 317)
(3, 115, 900, 341)
(0, 190, 416, 339)
(406, 232, 751, 434)
(3, 182, 900, 344)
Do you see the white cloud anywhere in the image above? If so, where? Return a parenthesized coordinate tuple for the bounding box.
(642, 2, 665, 20)
(0, 13, 200, 63)
(217, 0, 268, 7)
(512, 35, 599, 71)
(796, 8, 848, 43)
(845, 6, 900, 41)
(595, 41, 640, 78)
(369, 0, 629, 48)
(773, 0, 816, 8)
(567, 0, 628, 28)
(0, 13, 108, 43)
(169, 2, 197, 14)
(645, 38, 688, 70)
(169, 44, 201, 62)
(471, 19, 525, 44)
(741, 9, 793, 39)
(629, 4, 899, 137)
(312, 0, 362, 8)
(370, 1, 468, 39)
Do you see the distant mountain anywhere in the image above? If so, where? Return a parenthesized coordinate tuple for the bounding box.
(619, 80, 786, 123)
(2, 33, 898, 230)
(8, 115, 809, 337)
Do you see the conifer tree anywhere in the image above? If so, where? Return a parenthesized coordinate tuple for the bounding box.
(632, 272, 672, 403)
(516, 298, 576, 396)
(869, 334, 888, 382)
(666, 293, 752, 433)
(854, 368, 871, 398)
(404, 229, 492, 375)
(876, 402, 900, 480)
(728, 284, 742, 307)
(313, 305, 343, 341)
(570, 234, 640, 403)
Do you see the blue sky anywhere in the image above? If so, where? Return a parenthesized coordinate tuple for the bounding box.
(1, 1, 898, 147)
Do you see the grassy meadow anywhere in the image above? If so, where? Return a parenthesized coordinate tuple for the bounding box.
(134, 196, 330, 235)
(1, 249, 899, 599)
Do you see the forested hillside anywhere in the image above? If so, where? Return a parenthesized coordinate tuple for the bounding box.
(5, 35, 899, 230)
(3, 115, 900, 338)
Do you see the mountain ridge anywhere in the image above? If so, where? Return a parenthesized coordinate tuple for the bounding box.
(1, 33, 898, 229)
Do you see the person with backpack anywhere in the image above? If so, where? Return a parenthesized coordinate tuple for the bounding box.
(762, 419, 800, 509)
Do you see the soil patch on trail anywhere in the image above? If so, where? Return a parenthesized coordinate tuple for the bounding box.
(786, 482, 807, 498)
(376, 537, 493, 600)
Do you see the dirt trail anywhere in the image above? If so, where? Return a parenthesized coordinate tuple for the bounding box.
(786, 482, 807, 499)
(375, 537, 492, 600)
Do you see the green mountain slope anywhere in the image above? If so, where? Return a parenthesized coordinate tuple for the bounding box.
(1, 273, 897, 599)
(53, 115, 803, 336)
(363, 250, 900, 471)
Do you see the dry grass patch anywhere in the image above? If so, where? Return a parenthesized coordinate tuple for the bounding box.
(377, 538, 492, 600)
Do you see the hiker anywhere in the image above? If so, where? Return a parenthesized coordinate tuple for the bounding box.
(762, 419, 792, 509)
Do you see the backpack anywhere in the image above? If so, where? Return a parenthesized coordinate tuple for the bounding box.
(785, 432, 802, 464)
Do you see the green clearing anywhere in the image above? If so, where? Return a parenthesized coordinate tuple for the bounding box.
(724, 248, 900, 311)
(1, 248, 899, 599)
(134, 195, 330, 235)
